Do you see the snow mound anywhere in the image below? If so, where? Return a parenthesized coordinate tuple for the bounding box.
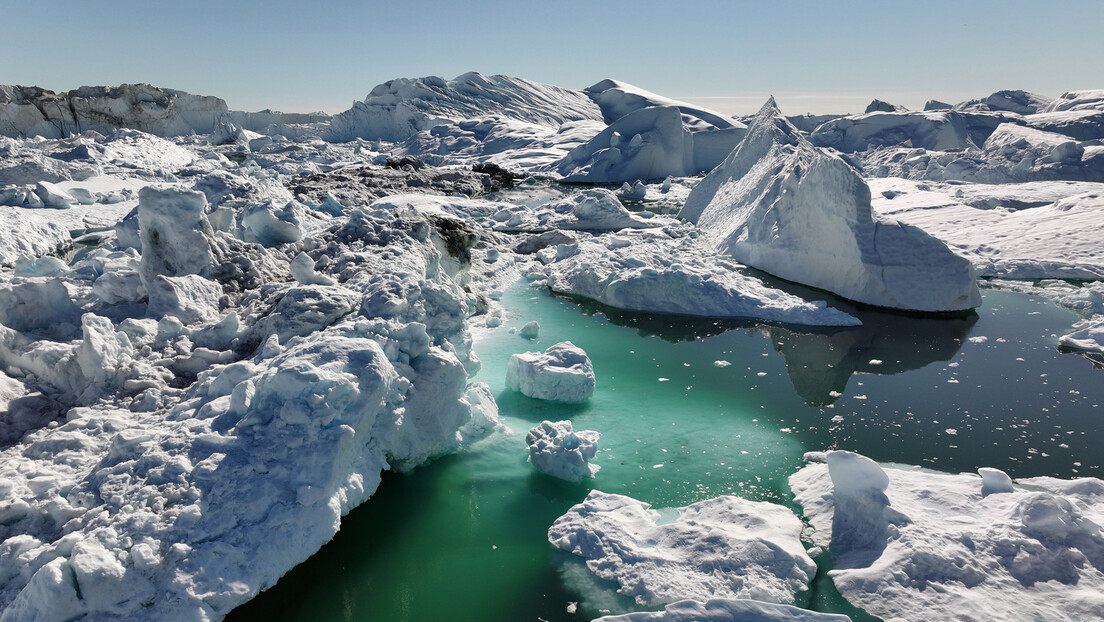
(490, 189, 662, 232)
(323, 72, 603, 143)
(681, 98, 981, 312)
(553, 105, 745, 183)
(542, 229, 860, 326)
(0, 84, 228, 138)
(506, 341, 595, 402)
(790, 450, 1104, 622)
(548, 490, 817, 606)
(592, 599, 851, 622)
(526, 419, 601, 482)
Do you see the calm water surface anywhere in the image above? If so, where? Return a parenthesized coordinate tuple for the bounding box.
(229, 284, 1103, 622)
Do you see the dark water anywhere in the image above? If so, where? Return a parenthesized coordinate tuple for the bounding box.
(229, 285, 1103, 622)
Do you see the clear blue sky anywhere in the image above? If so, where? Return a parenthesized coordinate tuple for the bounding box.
(4, 0, 1102, 116)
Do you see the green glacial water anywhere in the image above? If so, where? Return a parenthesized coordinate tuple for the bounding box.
(230, 283, 1104, 622)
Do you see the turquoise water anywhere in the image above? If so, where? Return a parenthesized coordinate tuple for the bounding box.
(229, 284, 1104, 622)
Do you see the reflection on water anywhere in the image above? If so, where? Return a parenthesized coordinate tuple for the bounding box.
(562, 288, 979, 406)
(770, 309, 977, 406)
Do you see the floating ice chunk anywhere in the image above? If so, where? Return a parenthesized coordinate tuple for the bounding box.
(519, 321, 540, 339)
(978, 467, 1014, 495)
(681, 98, 980, 312)
(290, 252, 336, 286)
(549, 490, 816, 606)
(526, 420, 601, 482)
(592, 598, 851, 621)
(506, 341, 595, 402)
(713, 360, 731, 368)
(459, 382, 501, 439)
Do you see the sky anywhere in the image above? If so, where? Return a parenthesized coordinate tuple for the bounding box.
(3, 0, 1103, 117)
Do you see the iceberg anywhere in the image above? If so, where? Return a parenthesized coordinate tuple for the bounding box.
(680, 98, 981, 312)
(323, 72, 603, 143)
(790, 451, 1104, 622)
(549, 490, 817, 606)
(525, 419, 601, 482)
(542, 228, 861, 326)
(505, 341, 595, 402)
(553, 105, 745, 183)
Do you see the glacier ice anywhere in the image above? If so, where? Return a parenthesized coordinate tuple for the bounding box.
(680, 98, 981, 312)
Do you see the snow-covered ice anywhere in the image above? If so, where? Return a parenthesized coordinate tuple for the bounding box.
(790, 451, 1104, 622)
(525, 420, 601, 482)
(591, 599, 851, 622)
(548, 490, 817, 606)
(681, 98, 981, 312)
(505, 341, 595, 402)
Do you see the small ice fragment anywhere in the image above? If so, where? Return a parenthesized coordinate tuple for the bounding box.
(713, 360, 731, 368)
(520, 321, 540, 339)
(968, 336, 988, 343)
(869, 359, 883, 365)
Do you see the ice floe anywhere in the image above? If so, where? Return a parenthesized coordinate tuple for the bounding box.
(549, 490, 817, 606)
(790, 450, 1104, 622)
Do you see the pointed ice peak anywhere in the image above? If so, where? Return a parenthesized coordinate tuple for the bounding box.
(745, 96, 802, 147)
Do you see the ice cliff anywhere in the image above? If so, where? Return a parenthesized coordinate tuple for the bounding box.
(680, 98, 981, 312)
